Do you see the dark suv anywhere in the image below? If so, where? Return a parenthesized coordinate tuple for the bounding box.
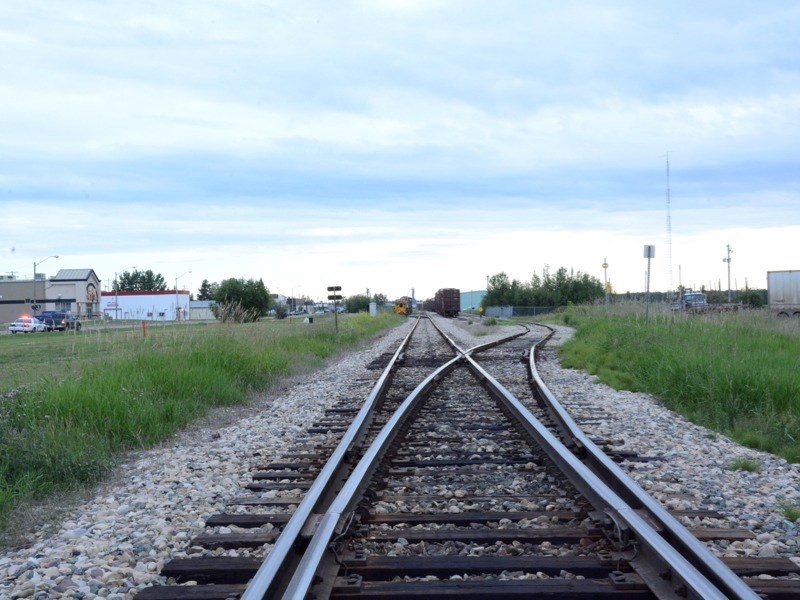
(37, 311, 82, 332)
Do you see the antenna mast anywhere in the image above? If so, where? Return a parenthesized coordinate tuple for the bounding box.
(664, 152, 674, 296)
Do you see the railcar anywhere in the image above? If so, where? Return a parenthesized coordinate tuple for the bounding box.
(434, 288, 460, 317)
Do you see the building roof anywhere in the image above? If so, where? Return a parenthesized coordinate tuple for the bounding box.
(52, 269, 99, 281)
(110, 290, 190, 296)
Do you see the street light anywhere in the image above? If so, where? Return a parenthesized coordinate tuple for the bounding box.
(33, 255, 59, 314)
(114, 266, 136, 320)
(175, 271, 192, 321)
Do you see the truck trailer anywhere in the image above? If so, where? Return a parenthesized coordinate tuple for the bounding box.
(768, 270, 800, 317)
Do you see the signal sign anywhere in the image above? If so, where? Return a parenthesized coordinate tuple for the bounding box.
(327, 285, 342, 291)
(327, 294, 342, 301)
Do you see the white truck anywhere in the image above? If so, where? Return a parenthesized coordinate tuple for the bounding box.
(768, 270, 800, 317)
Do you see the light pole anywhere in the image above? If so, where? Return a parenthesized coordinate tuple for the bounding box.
(33, 255, 59, 314)
(175, 271, 192, 321)
(114, 266, 136, 320)
(602, 259, 609, 312)
(723, 244, 733, 303)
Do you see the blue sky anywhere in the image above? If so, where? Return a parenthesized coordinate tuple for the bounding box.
(2, 2, 798, 301)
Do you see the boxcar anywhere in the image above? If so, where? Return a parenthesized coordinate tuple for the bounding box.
(434, 288, 460, 317)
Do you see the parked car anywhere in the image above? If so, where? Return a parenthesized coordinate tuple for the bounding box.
(8, 316, 46, 334)
(37, 311, 82, 331)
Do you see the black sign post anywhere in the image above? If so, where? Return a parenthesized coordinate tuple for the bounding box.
(327, 286, 342, 332)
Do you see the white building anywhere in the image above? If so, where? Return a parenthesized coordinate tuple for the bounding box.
(100, 290, 191, 321)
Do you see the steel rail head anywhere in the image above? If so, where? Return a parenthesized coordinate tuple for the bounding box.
(527, 325, 760, 600)
(240, 317, 423, 600)
(281, 355, 464, 600)
(463, 353, 733, 600)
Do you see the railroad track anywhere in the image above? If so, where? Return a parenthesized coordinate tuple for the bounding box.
(137, 315, 799, 600)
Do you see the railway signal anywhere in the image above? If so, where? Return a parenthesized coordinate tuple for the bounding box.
(327, 285, 342, 332)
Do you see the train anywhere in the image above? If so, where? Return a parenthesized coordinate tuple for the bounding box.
(394, 296, 413, 316)
(424, 288, 460, 317)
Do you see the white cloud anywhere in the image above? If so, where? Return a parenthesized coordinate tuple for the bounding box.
(1, 2, 798, 302)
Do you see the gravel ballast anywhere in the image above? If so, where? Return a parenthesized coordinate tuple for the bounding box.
(1, 318, 798, 598)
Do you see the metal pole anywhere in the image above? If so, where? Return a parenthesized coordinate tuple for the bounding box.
(602, 259, 609, 312)
(32, 255, 59, 314)
(723, 245, 733, 303)
(645, 256, 651, 322)
(175, 271, 192, 321)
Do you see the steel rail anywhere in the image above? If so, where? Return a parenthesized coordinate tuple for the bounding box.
(240, 316, 425, 600)
(281, 355, 464, 599)
(463, 352, 731, 600)
(527, 325, 760, 599)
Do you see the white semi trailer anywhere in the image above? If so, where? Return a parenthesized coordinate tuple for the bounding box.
(768, 270, 800, 317)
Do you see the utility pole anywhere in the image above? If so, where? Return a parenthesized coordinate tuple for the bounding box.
(663, 152, 674, 297)
(723, 244, 733, 303)
(644, 246, 655, 322)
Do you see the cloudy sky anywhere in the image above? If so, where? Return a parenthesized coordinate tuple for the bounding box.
(2, 1, 798, 302)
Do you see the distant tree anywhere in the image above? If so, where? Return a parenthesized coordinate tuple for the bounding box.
(116, 269, 167, 291)
(197, 279, 217, 301)
(481, 267, 603, 308)
(372, 293, 389, 306)
(213, 278, 271, 322)
(345, 294, 370, 313)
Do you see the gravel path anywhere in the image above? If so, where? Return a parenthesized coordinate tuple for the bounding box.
(1, 318, 798, 599)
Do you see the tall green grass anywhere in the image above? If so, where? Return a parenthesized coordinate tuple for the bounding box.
(549, 305, 800, 461)
(0, 313, 402, 530)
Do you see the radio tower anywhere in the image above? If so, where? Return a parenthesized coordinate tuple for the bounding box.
(664, 152, 674, 297)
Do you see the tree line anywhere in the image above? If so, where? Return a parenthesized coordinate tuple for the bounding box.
(483, 267, 604, 308)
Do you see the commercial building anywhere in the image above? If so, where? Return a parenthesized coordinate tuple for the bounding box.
(0, 269, 101, 324)
(99, 290, 192, 321)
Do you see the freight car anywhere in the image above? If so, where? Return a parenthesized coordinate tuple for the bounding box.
(434, 288, 460, 317)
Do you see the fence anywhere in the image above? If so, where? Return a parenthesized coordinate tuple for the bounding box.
(485, 306, 557, 318)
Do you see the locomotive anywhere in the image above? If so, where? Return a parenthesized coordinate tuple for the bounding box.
(394, 296, 412, 316)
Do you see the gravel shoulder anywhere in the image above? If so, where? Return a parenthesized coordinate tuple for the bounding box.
(1, 318, 798, 599)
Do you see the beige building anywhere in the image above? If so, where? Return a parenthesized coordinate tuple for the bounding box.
(0, 269, 101, 324)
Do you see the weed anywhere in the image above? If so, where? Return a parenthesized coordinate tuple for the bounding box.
(781, 503, 800, 522)
(727, 457, 762, 473)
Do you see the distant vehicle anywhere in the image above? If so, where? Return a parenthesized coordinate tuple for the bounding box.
(37, 311, 82, 331)
(671, 290, 707, 311)
(9, 316, 46, 334)
(768, 270, 800, 317)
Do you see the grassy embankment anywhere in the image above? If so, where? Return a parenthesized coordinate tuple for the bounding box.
(0, 313, 403, 531)
(544, 304, 800, 462)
